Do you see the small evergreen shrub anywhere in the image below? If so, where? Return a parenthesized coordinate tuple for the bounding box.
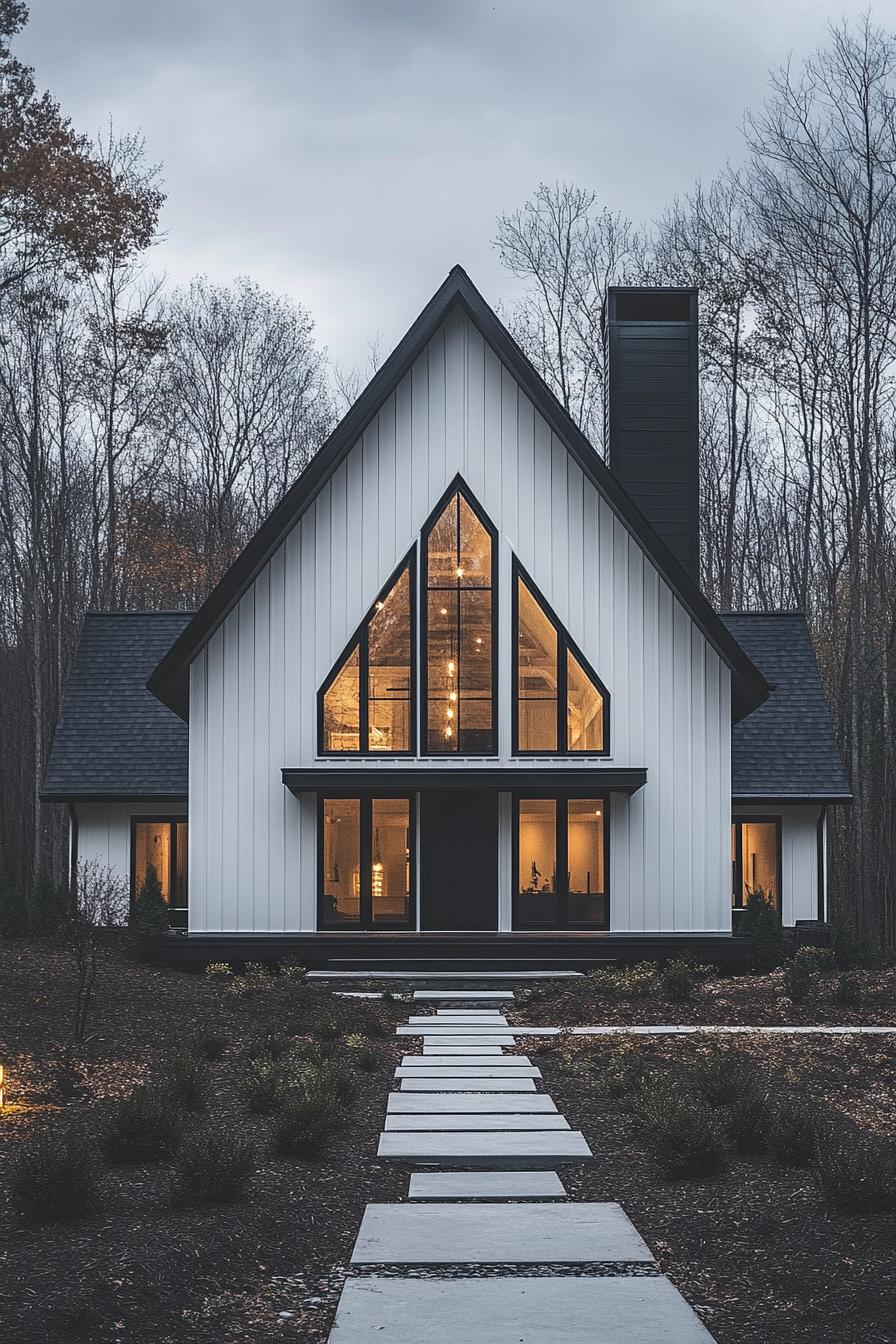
(740, 888, 783, 972)
(587, 963, 660, 997)
(316, 1019, 341, 1043)
(11, 1124, 100, 1221)
(344, 1035, 379, 1071)
(606, 1053, 651, 1100)
(128, 865, 169, 955)
(351, 1006, 386, 1039)
(171, 1126, 255, 1205)
(694, 1052, 752, 1107)
(274, 1088, 345, 1156)
(635, 1084, 728, 1177)
(104, 1084, 183, 1162)
(765, 1097, 818, 1166)
(189, 1027, 227, 1061)
(232, 961, 273, 994)
(728, 1082, 771, 1154)
(244, 1024, 291, 1060)
(782, 957, 815, 1004)
(236, 1055, 284, 1114)
(205, 961, 233, 978)
(162, 1051, 209, 1111)
(794, 946, 835, 977)
(813, 1118, 896, 1212)
(835, 973, 863, 1008)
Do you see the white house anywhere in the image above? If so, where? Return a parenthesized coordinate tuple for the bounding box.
(43, 269, 851, 966)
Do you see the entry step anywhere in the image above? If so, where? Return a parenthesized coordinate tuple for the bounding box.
(407, 1170, 567, 1201)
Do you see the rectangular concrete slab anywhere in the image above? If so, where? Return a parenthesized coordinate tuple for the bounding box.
(377, 1129, 592, 1165)
(400, 1077, 537, 1092)
(398, 1024, 518, 1036)
(433, 1008, 506, 1015)
(328, 1275, 714, 1342)
(421, 1036, 518, 1047)
(408, 1171, 567, 1201)
(422, 1046, 504, 1055)
(387, 1093, 558, 1114)
(401, 1055, 533, 1067)
(395, 1066, 541, 1079)
(351, 1202, 652, 1264)
(384, 1114, 570, 1131)
(413, 990, 515, 999)
(408, 1016, 510, 1025)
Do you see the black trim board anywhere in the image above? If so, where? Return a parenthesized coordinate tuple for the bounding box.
(283, 767, 647, 795)
(148, 266, 770, 723)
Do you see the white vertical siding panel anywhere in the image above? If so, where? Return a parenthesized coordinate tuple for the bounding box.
(427, 324, 447, 500)
(464, 322, 486, 499)
(253, 566, 271, 933)
(377, 393, 397, 574)
(205, 627, 225, 931)
(514, 394, 535, 560)
(188, 650, 207, 929)
(395, 373, 414, 549)
(529, 413, 552, 588)
(483, 344, 503, 519)
(500, 370, 517, 538)
(690, 626, 707, 934)
(411, 353, 430, 531)
(567, 460, 585, 644)
(329, 462, 348, 649)
(550, 435, 568, 620)
(237, 589, 255, 929)
(445, 310, 465, 480)
(220, 612, 241, 929)
(361, 429, 379, 614)
(626, 545, 645, 931)
(268, 547, 287, 931)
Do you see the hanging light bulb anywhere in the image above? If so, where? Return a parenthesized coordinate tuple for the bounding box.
(456, 565, 464, 578)
(449, 691, 457, 702)
(372, 828, 383, 900)
(448, 659, 455, 675)
(447, 707, 454, 720)
(445, 725, 453, 738)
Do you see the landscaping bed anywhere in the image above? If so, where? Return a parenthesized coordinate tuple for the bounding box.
(508, 961, 896, 1028)
(0, 940, 407, 1343)
(533, 1032, 896, 1344)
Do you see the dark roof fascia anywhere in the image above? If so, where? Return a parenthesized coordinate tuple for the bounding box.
(41, 790, 189, 804)
(282, 766, 648, 795)
(732, 793, 853, 806)
(149, 266, 770, 722)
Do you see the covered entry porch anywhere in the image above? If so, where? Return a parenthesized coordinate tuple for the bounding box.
(282, 767, 646, 936)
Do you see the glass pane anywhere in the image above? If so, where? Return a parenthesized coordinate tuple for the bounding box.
(322, 798, 361, 922)
(427, 493, 459, 587)
(567, 799, 606, 925)
(368, 567, 411, 751)
(372, 798, 410, 923)
(517, 578, 558, 751)
(427, 591, 458, 751)
(516, 799, 557, 923)
(134, 821, 171, 903)
(458, 494, 491, 586)
(739, 821, 778, 908)
(172, 822, 188, 927)
(567, 648, 605, 752)
(323, 646, 360, 752)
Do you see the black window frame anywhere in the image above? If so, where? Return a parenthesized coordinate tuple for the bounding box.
(511, 558, 611, 757)
(512, 792, 610, 930)
(317, 792, 416, 930)
(317, 548, 417, 758)
(130, 815, 188, 930)
(421, 474, 499, 757)
(731, 814, 782, 914)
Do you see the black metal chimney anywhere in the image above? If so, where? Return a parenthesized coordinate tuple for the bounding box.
(604, 287, 699, 581)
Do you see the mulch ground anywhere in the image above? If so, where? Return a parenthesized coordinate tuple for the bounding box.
(531, 1032, 896, 1344)
(507, 966, 896, 1027)
(0, 940, 407, 1343)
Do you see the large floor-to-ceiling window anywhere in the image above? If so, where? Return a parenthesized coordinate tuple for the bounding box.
(320, 796, 414, 927)
(422, 482, 497, 754)
(731, 817, 780, 911)
(514, 796, 607, 928)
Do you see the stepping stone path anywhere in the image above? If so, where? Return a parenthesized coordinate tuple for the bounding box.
(326, 986, 718, 1343)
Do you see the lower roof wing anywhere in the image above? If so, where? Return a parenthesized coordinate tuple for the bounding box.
(282, 767, 647, 796)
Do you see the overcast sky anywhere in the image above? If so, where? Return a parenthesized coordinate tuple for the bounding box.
(18, 0, 896, 372)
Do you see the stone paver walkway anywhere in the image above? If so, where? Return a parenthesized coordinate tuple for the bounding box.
(327, 987, 718, 1342)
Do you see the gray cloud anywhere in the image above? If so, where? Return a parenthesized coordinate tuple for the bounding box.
(19, 0, 896, 370)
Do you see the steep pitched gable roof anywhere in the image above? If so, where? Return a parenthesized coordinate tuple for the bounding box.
(148, 266, 770, 722)
(721, 612, 851, 804)
(42, 612, 191, 800)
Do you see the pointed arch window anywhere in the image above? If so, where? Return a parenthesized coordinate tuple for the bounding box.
(513, 560, 609, 755)
(422, 479, 497, 755)
(319, 553, 415, 755)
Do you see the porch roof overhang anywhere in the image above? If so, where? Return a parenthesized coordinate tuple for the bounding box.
(281, 766, 648, 797)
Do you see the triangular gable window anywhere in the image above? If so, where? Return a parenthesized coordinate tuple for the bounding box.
(319, 553, 415, 755)
(513, 560, 609, 755)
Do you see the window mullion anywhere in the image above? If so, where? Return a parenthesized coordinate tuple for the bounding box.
(558, 798, 569, 927)
(360, 797, 373, 927)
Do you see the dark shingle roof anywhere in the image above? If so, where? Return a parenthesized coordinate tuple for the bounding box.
(721, 612, 851, 803)
(42, 613, 192, 800)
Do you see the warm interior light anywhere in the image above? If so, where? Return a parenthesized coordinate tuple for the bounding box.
(449, 691, 457, 702)
(447, 708, 454, 719)
(0, 1063, 4, 1108)
(456, 566, 464, 578)
(595, 809, 601, 816)
(440, 606, 448, 616)
(448, 659, 455, 674)
(375, 600, 384, 611)
(445, 726, 453, 738)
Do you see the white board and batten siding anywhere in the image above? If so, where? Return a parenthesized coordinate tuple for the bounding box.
(732, 804, 823, 926)
(188, 307, 733, 935)
(74, 798, 187, 893)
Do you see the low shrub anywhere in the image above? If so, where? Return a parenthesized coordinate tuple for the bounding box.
(344, 1035, 379, 1071)
(587, 963, 661, 997)
(236, 1054, 285, 1113)
(205, 961, 233, 978)
(659, 958, 711, 1002)
(316, 1019, 342, 1043)
(728, 1082, 771, 1154)
(351, 1006, 387, 1039)
(244, 1024, 291, 1061)
(694, 1052, 753, 1107)
(171, 1126, 255, 1205)
(232, 961, 273, 994)
(740, 888, 783, 972)
(11, 1124, 100, 1221)
(605, 1052, 652, 1099)
(104, 1084, 183, 1162)
(782, 957, 815, 1004)
(189, 1027, 227, 1061)
(813, 1117, 896, 1212)
(634, 1084, 728, 1177)
(835, 973, 862, 1008)
(765, 1096, 818, 1166)
(794, 946, 836, 977)
(274, 1087, 345, 1156)
(162, 1051, 209, 1111)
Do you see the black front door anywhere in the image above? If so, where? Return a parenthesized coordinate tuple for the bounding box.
(420, 789, 498, 930)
